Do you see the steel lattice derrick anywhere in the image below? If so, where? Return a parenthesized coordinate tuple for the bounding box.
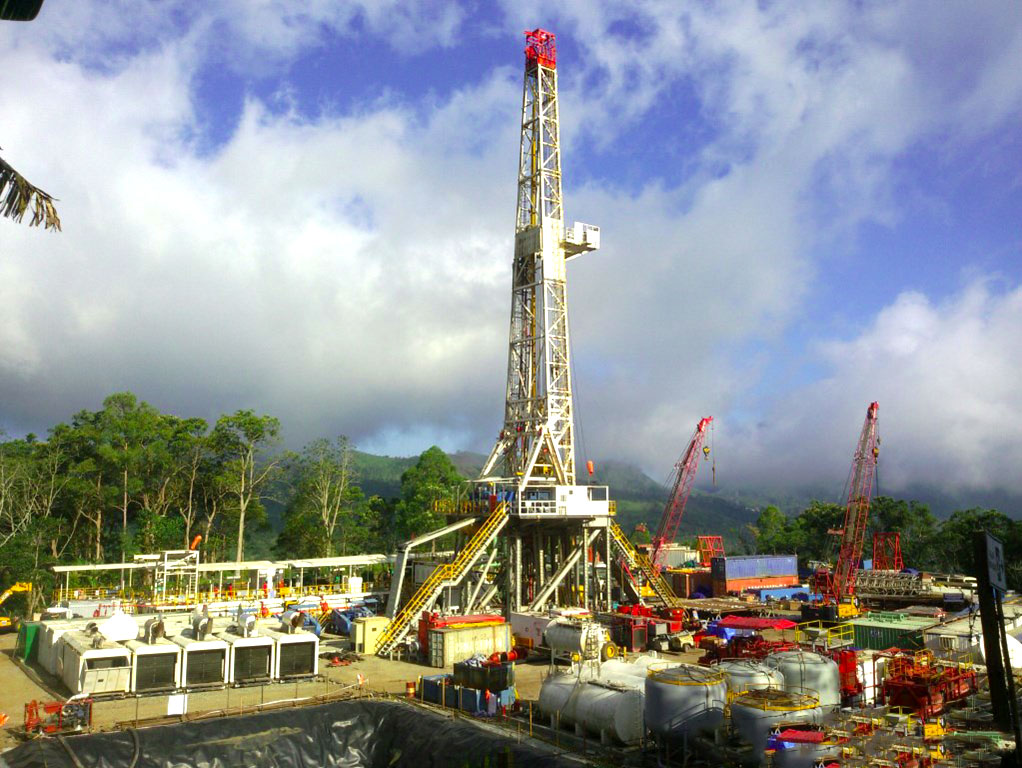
(481, 29, 596, 490)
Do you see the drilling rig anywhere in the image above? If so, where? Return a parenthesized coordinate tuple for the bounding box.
(375, 29, 681, 656)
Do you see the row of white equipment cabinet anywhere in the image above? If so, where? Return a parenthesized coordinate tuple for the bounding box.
(36, 610, 319, 696)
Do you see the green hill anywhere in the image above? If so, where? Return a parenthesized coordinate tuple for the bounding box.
(348, 449, 759, 549)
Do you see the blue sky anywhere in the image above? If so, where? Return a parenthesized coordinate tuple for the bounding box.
(1, 1, 1021, 498)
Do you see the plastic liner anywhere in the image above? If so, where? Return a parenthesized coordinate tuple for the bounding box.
(1, 699, 587, 768)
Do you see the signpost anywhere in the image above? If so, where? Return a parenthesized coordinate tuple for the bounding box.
(975, 531, 1020, 766)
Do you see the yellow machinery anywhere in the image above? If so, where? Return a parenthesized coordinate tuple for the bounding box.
(0, 582, 32, 632)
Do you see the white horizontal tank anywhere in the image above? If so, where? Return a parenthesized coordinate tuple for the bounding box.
(764, 650, 841, 709)
(539, 673, 644, 745)
(644, 663, 726, 741)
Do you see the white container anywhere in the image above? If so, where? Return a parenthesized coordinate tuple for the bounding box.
(38, 621, 74, 676)
(539, 673, 644, 745)
(171, 630, 229, 688)
(260, 626, 319, 678)
(764, 650, 841, 709)
(644, 663, 726, 740)
(123, 638, 182, 692)
(60, 631, 132, 695)
(428, 624, 510, 668)
(730, 689, 822, 763)
(718, 659, 784, 694)
(219, 630, 275, 684)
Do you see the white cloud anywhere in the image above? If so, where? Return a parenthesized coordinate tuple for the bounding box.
(0, 1, 1020, 501)
(728, 279, 1022, 495)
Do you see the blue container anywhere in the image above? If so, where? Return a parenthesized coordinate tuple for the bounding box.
(712, 555, 797, 580)
(756, 586, 807, 601)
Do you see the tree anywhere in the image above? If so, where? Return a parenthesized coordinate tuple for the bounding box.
(279, 436, 365, 557)
(868, 497, 937, 570)
(750, 505, 788, 554)
(787, 500, 845, 567)
(210, 411, 282, 562)
(393, 446, 465, 541)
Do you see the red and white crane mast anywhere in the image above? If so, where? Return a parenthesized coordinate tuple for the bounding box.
(827, 401, 880, 601)
(649, 417, 713, 572)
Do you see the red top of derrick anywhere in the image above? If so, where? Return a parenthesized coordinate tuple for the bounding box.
(525, 28, 556, 68)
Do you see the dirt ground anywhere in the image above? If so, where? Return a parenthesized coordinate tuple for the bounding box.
(0, 629, 713, 752)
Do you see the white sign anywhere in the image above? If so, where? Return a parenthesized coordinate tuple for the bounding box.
(987, 532, 1007, 592)
(167, 694, 188, 716)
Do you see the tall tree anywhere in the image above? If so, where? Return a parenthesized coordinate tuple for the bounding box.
(393, 446, 465, 541)
(211, 411, 281, 562)
(282, 436, 364, 557)
(750, 505, 788, 554)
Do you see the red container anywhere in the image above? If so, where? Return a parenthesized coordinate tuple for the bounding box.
(712, 575, 798, 596)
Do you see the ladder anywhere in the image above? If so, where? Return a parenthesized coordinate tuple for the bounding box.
(376, 502, 510, 655)
(608, 521, 682, 607)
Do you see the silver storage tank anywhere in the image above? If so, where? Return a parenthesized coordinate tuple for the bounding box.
(539, 673, 645, 745)
(772, 735, 844, 768)
(644, 663, 726, 741)
(544, 619, 609, 659)
(764, 650, 841, 709)
(718, 659, 784, 695)
(730, 689, 822, 765)
(591, 659, 650, 686)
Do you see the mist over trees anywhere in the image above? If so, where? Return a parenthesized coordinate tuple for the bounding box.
(0, 392, 467, 613)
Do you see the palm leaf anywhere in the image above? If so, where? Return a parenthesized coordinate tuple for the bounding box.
(0, 153, 61, 231)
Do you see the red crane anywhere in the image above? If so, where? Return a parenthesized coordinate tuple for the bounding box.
(650, 417, 713, 573)
(815, 402, 880, 614)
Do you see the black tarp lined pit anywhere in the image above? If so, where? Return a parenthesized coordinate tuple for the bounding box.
(0, 699, 593, 768)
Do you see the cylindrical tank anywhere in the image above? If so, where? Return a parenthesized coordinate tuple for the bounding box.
(627, 654, 680, 675)
(587, 659, 644, 688)
(730, 689, 822, 764)
(539, 674, 645, 745)
(544, 620, 608, 659)
(718, 659, 784, 694)
(644, 663, 726, 741)
(764, 650, 841, 708)
(598, 655, 679, 681)
(772, 737, 843, 768)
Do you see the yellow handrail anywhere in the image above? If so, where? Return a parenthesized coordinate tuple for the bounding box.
(376, 503, 509, 654)
(609, 521, 680, 606)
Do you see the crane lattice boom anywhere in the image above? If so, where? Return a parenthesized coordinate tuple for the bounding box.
(650, 417, 712, 572)
(828, 401, 880, 600)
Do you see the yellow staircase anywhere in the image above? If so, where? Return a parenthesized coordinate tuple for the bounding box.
(376, 502, 510, 655)
(608, 521, 681, 607)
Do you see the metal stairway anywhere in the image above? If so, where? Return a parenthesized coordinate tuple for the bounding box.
(609, 520, 681, 607)
(376, 502, 510, 655)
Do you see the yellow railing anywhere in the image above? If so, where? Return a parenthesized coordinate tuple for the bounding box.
(376, 503, 509, 654)
(55, 581, 374, 607)
(796, 620, 853, 647)
(608, 521, 680, 607)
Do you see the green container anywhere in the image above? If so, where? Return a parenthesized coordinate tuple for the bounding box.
(849, 612, 932, 651)
(15, 621, 40, 661)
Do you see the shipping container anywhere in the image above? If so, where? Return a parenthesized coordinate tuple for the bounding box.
(428, 624, 511, 668)
(712, 575, 800, 595)
(710, 555, 798, 580)
(848, 612, 934, 651)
